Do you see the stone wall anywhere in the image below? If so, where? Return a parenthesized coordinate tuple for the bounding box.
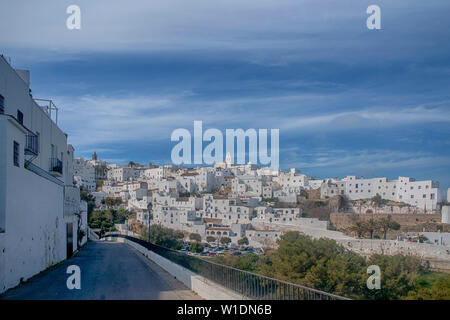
(330, 213, 445, 236)
(346, 204, 436, 215)
(336, 238, 450, 272)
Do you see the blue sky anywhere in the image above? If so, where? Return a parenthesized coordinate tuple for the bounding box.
(1, 0, 450, 189)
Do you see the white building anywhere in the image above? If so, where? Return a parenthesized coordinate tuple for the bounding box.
(418, 232, 450, 246)
(107, 166, 140, 182)
(73, 157, 96, 191)
(321, 175, 442, 210)
(143, 167, 164, 180)
(0, 56, 83, 293)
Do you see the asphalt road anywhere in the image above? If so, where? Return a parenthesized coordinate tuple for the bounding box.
(0, 241, 199, 300)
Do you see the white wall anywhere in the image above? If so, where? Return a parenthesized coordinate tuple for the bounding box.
(0, 57, 72, 294)
(0, 118, 66, 293)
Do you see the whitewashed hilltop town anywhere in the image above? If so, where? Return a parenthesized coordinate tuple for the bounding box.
(75, 150, 450, 268)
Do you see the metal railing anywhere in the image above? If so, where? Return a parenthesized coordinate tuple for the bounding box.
(25, 132, 39, 155)
(49, 157, 63, 175)
(105, 234, 350, 300)
(35, 98, 59, 125)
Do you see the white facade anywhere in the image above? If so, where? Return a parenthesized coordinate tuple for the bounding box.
(73, 157, 96, 191)
(320, 175, 442, 210)
(0, 56, 82, 293)
(107, 166, 139, 182)
(442, 206, 450, 224)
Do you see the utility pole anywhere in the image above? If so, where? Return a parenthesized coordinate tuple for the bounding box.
(147, 206, 151, 242)
(148, 215, 151, 242)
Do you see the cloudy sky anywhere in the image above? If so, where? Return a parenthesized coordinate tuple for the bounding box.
(1, 0, 449, 189)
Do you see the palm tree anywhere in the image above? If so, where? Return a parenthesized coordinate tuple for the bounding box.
(349, 221, 367, 238)
(378, 215, 401, 239)
(365, 219, 379, 239)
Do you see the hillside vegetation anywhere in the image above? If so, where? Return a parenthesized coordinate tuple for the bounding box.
(211, 232, 450, 300)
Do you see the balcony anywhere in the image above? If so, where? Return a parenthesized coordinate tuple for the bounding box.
(49, 157, 63, 177)
(25, 132, 39, 156)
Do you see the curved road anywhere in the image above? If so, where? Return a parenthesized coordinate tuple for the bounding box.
(0, 241, 200, 300)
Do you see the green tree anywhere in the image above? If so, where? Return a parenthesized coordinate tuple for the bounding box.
(406, 273, 450, 300)
(114, 208, 131, 224)
(190, 242, 204, 253)
(88, 209, 116, 233)
(234, 254, 261, 272)
(146, 224, 184, 250)
(208, 231, 444, 300)
(105, 197, 122, 208)
(80, 186, 96, 217)
(378, 215, 401, 239)
(363, 254, 423, 300)
(189, 233, 202, 242)
(237, 237, 249, 246)
(349, 221, 367, 238)
(365, 219, 379, 239)
(206, 236, 216, 243)
(220, 237, 232, 246)
(259, 232, 366, 298)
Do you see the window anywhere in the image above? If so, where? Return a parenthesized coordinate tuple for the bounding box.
(17, 110, 23, 125)
(0, 94, 4, 114)
(13, 141, 20, 167)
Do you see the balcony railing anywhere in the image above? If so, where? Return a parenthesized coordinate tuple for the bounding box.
(25, 132, 39, 156)
(49, 158, 63, 176)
